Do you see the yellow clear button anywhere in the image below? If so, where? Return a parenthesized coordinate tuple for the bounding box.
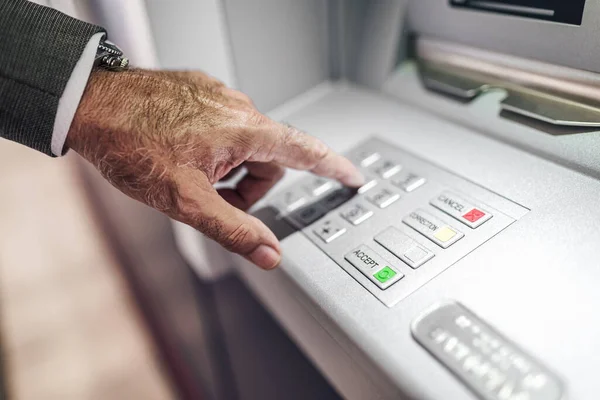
(403, 209, 464, 249)
(434, 226, 458, 243)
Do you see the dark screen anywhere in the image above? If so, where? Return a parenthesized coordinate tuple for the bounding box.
(450, 0, 587, 25)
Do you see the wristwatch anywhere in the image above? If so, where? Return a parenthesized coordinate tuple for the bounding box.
(95, 37, 130, 71)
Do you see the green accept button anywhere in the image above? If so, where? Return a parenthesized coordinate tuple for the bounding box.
(374, 266, 397, 283)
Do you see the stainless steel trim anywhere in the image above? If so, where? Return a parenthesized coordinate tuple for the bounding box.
(417, 37, 600, 127)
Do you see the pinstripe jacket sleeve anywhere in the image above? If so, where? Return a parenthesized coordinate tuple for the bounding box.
(0, 0, 105, 156)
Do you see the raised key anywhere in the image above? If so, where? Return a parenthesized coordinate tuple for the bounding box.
(345, 245, 403, 289)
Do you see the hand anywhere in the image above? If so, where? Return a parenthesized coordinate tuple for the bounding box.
(67, 69, 364, 270)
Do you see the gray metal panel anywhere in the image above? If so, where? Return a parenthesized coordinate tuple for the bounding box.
(409, 0, 600, 74)
(328, 0, 408, 89)
(144, 0, 236, 86)
(222, 0, 330, 112)
(351, 0, 407, 89)
(232, 84, 600, 399)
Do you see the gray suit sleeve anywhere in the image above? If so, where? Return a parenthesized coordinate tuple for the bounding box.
(0, 0, 105, 156)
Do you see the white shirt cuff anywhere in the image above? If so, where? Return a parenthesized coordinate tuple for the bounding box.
(51, 32, 105, 156)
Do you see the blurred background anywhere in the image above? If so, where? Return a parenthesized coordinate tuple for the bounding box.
(0, 131, 174, 399)
(1, 0, 355, 399)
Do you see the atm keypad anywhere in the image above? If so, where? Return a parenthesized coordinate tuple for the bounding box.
(322, 187, 356, 210)
(271, 137, 525, 307)
(344, 245, 404, 289)
(430, 191, 493, 229)
(358, 176, 378, 194)
(392, 171, 427, 193)
(291, 203, 327, 226)
(313, 220, 347, 244)
(305, 177, 337, 196)
(367, 188, 400, 209)
(375, 227, 435, 269)
(370, 159, 402, 179)
(402, 209, 464, 249)
(354, 151, 381, 167)
(279, 190, 307, 212)
(340, 203, 374, 226)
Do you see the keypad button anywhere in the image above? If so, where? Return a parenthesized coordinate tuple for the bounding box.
(358, 176, 378, 194)
(371, 159, 402, 179)
(279, 190, 307, 212)
(344, 245, 403, 289)
(392, 172, 426, 192)
(403, 209, 464, 249)
(373, 267, 398, 285)
(291, 204, 327, 226)
(353, 150, 381, 167)
(305, 177, 336, 196)
(321, 187, 356, 211)
(313, 220, 347, 243)
(404, 247, 431, 267)
(374, 227, 435, 269)
(430, 191, 493, 229)
(367, 188, 400, 209)
(340, 203, 374, 225)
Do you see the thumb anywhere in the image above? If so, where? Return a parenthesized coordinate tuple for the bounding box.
(174, 171, 281, 270)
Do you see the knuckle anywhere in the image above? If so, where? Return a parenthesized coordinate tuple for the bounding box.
(279, 124, 304, 149)
(246, 111, 271, 127)
(281, 124, 295, 146)
(304, 139, 329, 170)
(281, 123, 301, 140)
(223, 223, 254, 252)
(280, 125, 328, 168)
(239, 92, 253, 104)
(228, 134, 256, 161)
(312, 140, 329, 161)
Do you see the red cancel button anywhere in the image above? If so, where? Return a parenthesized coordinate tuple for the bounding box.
(431, 191, 493, 228)
(463, 208, 486, 223)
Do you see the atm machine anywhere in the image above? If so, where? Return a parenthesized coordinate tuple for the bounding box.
(145, 0, 600, 399)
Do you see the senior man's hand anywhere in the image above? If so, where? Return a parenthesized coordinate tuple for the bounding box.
(67, 68, 363, 270)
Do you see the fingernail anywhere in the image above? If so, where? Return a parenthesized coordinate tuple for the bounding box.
(250, 245, 281, 270)
(345, 171, 365, 188)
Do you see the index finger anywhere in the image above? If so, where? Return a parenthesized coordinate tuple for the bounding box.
(255, 122, 365, 188)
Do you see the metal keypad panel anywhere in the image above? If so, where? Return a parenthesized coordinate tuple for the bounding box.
(270, 137, 529, 307)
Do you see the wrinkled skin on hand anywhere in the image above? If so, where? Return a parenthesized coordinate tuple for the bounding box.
(67, 68, 363, 270)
